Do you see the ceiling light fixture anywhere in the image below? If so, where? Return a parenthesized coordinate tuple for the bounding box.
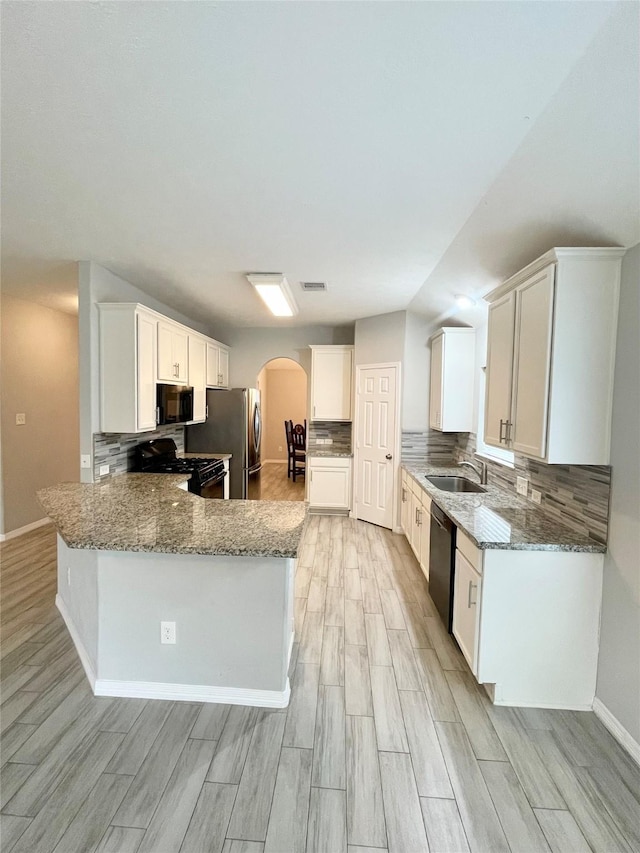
(455, 294, 476, 309)
(246, 273, 298, 317)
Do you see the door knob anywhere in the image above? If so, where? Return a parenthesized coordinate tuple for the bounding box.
(385, 454, 392, 460)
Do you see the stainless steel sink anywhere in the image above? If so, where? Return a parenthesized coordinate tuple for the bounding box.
(425, 476, 486, 493)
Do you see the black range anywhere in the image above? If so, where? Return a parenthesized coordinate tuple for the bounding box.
(135, 438, 227, 499)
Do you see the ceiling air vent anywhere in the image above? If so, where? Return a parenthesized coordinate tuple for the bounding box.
(300, 282, 327, 292)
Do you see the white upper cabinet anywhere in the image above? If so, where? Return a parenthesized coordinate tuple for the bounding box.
(484, 293, 515, 448)
(206, 341, 230, 388)
(484, 247, 625, 464)
(310, 345, 354, 421)
(429, 328, 475, 432)
(188, 334, 207, 423)
(157, 321, 188, 384)
(98, 303, 158, 434)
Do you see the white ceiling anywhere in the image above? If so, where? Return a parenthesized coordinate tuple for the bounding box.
(1, 1, 636, 328)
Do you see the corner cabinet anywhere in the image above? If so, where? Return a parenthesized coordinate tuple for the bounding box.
(308, 457, 352, 514)
(484, 247, 625, 464)
(429, 328, 475, 432)
(310, 345, 354, 421)
(98, 304, 158, 434)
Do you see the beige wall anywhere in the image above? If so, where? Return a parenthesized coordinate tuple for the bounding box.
(262, 365, 307, 462)
(1, 295, 80, 534)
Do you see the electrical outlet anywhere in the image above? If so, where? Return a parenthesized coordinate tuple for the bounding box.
(67, 566, 71, 586)
(99, 464, 110, 477)
(531, 489, 542, 504)
(80, 454, 91, 469)
(15, 413, 26, 425)
(278, 445, 282, 452)
(516, 476, 529, 496)
(160, 621, 176, 644)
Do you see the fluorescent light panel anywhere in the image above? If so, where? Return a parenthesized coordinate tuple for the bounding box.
(246, 273, 297, 317)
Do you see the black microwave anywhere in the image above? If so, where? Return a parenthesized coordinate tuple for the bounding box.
(156, 384, 194, 426)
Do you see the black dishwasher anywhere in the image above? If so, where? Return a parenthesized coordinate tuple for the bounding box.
(429, 504, 456, 632)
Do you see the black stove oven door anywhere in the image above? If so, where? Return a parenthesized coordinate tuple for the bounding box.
(199, 471, 227, 500)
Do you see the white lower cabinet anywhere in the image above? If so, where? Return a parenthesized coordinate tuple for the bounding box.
(419, 493, 431, 580)
(308, 457, 351, 513)
(400, 471, 411, 535)
(405, 475, 430, 580)
(453, 548, 482, 674)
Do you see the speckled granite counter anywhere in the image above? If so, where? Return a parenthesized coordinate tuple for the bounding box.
(37, 474, 307, 558)
(307, 450, 353, 458)
(180, 452, 232, 461)
(403, 463, 605, 553)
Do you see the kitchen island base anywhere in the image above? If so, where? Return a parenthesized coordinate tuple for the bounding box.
(55, 536, 294, 708)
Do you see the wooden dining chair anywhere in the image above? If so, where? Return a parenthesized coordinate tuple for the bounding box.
(291, 422, 306, 482)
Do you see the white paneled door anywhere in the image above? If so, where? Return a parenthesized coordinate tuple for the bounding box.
(355, 365, 399, 529)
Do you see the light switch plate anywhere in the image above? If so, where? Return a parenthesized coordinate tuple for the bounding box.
(516, 476, 529, 496)
(80, 454, 91, 469)
(15, 413, 26, 425)
(531, 489, 542, 504)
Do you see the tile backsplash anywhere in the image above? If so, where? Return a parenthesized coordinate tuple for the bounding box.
(455, 433, 611, 544)
(401, 429, 458, 464)
(93, 426, 185, 481)
(308, 421, 352, 454)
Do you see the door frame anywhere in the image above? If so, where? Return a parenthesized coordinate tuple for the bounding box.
(353, 362, 402, 532)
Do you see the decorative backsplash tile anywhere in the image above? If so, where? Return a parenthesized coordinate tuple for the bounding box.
(401, 429, 458, 464)
(93, 426, 185, 481)
(455, 433, 611, 544)
(308, 421, 352, 454)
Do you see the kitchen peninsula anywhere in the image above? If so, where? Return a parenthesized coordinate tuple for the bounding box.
(37, 474, 307, 707)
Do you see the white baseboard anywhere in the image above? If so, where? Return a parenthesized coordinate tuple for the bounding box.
(593, 697, 640, 767)
(56, 594, 291, 709)
(94, 678, 290, 708)
(55, 593, 97, 690)
(0, 517, 50, 542)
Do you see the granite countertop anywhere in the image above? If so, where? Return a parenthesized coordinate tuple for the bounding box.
(307, 450, 353, 458)
(37, 474, 307, 559)
(180, 452, 232, 461)
(402, 463, 605, 553)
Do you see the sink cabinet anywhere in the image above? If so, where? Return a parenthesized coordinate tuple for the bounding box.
(484, 247, 625, 464)
(429, 327, 475, 432)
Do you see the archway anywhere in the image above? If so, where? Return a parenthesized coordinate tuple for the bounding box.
(257, 358, 308, 500)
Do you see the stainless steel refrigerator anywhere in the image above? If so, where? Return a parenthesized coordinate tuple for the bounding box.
(185, 388, 261, 500)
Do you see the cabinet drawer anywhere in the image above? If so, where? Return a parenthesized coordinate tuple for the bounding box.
(457, 528, 482, 573)
(308, 456, 351, 469)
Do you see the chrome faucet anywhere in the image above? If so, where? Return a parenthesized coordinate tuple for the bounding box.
(459, 459, 487, 485)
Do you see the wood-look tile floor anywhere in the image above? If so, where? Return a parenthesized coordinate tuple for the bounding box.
(260, 463, 305, 502)
(1, 519, 639, 853)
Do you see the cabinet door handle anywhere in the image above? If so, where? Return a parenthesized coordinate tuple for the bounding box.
(506, 421, 513, 444)
(205, 405, 209, 419)
(402, 488, 407, 503)
(417, 510, 422, 526)
(313, 405, 316, 417)
(468, 580, 477, 607)
(156, 406, 160, 424)
(499, 419, 507, 443)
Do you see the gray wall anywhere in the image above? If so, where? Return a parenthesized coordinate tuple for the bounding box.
(227, 324, 354, 388)
(354, 310, 406, 368)
(595, 243, 640, 742)
(0, 295, 79, 533)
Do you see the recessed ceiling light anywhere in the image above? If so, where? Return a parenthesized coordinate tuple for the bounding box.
(455, 294, 476, 309)
(246, 273, 298, 317)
